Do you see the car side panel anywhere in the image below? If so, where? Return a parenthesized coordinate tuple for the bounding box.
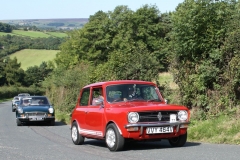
(85, 105, 104, 137)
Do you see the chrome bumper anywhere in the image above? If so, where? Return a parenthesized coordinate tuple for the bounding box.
(125, 121, 190, 135)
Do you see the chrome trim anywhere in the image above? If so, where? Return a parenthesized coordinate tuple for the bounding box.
(125, 121, 190, 135)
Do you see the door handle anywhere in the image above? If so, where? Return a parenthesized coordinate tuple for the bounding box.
(84, 111, 89, 114)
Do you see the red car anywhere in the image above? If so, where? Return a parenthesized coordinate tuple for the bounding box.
(71, 80, 190, 151)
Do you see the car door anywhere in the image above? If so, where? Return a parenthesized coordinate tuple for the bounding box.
(85, 86, 104, 137)
(75, 88, 90, 134)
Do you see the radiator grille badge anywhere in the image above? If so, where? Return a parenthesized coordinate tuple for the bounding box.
(157, 112, 162, 121)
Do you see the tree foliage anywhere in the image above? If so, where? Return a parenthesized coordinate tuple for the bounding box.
(0, 22, 13, 33)
(56, 5, 171, 82)
(3, 57, 24, 86)
(0, 35, 65, 57)
(24, 61, 53, 87)
(170, 0, 239, 114)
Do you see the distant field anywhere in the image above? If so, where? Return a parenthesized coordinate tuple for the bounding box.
(0, 18, 88, 30)
(46, 32, 68, 38)
(9, 49, 59, 70)
(0, 30, 67, 38)
(12, 30, 51, 38)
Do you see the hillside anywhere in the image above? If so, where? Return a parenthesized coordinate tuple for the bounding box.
(9, 49, 59, 70)
(0, 18, 89, 30)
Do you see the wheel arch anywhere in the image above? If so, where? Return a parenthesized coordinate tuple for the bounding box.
(71, 119, 81, 132)
(104, 121, 122, 137)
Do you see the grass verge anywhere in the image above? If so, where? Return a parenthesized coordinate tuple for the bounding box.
(55, 111, 71, 124)
(188, 108, 240, 145)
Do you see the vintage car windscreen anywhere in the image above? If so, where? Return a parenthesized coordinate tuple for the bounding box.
(20, 97, 50, 106)
(106, 84, 161, 102)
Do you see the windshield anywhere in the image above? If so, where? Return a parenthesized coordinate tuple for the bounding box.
(18, 93, 30, 97)
(20, 97, 50, 106)
(106, 84, 161, 103)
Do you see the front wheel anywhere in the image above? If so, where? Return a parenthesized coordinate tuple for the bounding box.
(105, 123, 125, 151)
(16, 119, 22, 126)
(12, 105, 15, 112)
(168, 132, 187, 147)
(71, 122, 84, 145)
(48, 120, 55, 126)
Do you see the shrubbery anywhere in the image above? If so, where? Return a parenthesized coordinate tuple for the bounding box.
(0, 85, 45, 98)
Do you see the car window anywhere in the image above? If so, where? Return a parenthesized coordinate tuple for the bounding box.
(20, 97, 49, 106)
(14, 97, 19, 100)
(106, 84, 161, 102)
(91, 87, 103, 105)
(107, 90, 122, 102)
(18, 93, 30, 97)
(79, 88, 90, 106)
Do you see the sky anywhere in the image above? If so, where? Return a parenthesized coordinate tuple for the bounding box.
(1, 0, 184, 20)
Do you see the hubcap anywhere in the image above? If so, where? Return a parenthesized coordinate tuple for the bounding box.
(106, 128, 116, 148)
(72, 126, 78, 141)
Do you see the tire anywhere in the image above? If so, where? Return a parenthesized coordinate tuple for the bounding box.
(71, 122, 84, 145)
(105, 123, 125, 151)
(168, 132, 187, 147)
(16, 118, 22, 126)
(49, 120, 55, 126)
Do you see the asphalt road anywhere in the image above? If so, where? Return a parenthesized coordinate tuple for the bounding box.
(1, 101, 240, 160)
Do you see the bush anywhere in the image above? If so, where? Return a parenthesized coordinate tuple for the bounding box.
(0, 85, 45, 99)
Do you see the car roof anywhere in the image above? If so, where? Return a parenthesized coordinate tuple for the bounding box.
(83, 80, 156, 88)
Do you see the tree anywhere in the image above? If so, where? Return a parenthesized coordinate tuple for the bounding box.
(170, 0, 237, 112)
(0, 57, 7, 85)
(56, 5, 171, 81)
(4, 57, 24, 86)
(24, 62, 53, 87)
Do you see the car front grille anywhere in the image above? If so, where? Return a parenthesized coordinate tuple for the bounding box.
(138, 111, 179, 122)
(26, 112, 46, 116)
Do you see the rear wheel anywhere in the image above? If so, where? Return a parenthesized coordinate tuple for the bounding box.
(168, 132, 187, 147)
(71, 122, 84, 145)
(105, 123, 125, 151)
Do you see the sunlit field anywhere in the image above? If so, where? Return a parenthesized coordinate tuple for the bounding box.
(9, 49, 59, 70)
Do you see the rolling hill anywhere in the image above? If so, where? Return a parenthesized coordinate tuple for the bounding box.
(9, 49, 59, 70)
(0, 18, 88, 30)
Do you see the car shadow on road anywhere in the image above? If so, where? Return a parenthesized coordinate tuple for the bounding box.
(84, 139, 201, 151)
(22, 121, 68, 126)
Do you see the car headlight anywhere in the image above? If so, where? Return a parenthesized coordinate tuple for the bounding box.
(178, 110, 188, 121)
(18, 108, 23, 113)
(128, 112, 139, 123)
(49, 108, 54, 114)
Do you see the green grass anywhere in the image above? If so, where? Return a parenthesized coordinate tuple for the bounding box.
(0, 30, 68, 38)
(12, 30, 51, 38)
(0, 98, 12, 102)
(188, 112, 240, 144)
(55, 111, 70, 124)
(9, 49, 59, 70)
(46, 32, 68, 38)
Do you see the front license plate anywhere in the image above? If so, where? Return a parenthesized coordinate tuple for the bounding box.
(29, 116, 43, 121)
(146, 126, 173, 134)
